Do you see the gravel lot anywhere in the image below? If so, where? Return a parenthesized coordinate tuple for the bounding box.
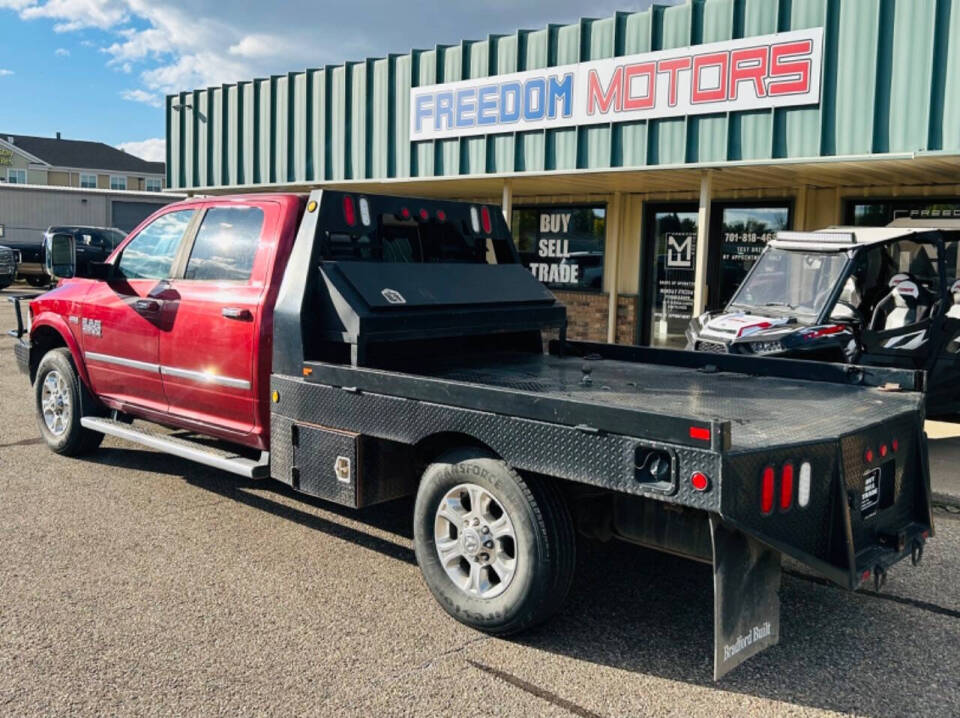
(2, 287, 959, 717)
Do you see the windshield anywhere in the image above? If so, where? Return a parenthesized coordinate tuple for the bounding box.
(729, 248, 848, 318)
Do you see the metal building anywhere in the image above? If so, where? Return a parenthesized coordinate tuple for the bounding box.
(165, 0, 960, 346)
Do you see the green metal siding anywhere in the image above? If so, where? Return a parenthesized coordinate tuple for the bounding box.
(167, 0, 960, 189)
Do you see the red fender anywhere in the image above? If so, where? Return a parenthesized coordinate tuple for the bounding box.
(30, 313, 93, 389)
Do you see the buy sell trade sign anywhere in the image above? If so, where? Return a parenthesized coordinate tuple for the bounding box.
(410, 28, 823, 141)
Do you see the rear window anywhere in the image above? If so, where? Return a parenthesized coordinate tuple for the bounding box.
(184, 206, 264, 281)
(316, 196, 514, 265)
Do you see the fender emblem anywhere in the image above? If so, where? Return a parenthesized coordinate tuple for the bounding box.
(82, 318, 102, 337)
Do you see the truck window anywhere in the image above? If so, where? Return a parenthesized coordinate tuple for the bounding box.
(116, 210, 195, 280)
(320, 219, 509, 264)
(184, 206, 264, 281)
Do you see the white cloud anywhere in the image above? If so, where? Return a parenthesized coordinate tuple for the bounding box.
(121, 88, 160, 107)
(117, 137, 164, 162)
(0, 69, 13, 77)
(55, 47, 69, 56)
(2, 0, 672, 107)
(228, 34, 279, 59)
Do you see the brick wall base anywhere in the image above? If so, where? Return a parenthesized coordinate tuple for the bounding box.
(551, 291, 640, 345)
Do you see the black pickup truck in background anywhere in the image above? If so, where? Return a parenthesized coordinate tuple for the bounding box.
(6, 225, 125, 286)
(0, 244, 18, 289)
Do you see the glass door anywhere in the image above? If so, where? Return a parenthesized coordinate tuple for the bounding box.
(643, 204, 699, 348)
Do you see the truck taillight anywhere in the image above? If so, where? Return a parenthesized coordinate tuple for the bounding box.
(761, 466, 775, 515)
(480, 205, 492, 234)
(779, 463, 794, 511)
(343, 195, 356, 226)
(470, 207, 480, 233)
(797, 462, 811, 507)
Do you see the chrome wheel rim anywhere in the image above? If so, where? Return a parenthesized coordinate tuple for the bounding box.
(41, 370, 71, 437)
(434, 482, 518, 599)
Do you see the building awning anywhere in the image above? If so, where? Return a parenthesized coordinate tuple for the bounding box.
(174, 152, 960, 200)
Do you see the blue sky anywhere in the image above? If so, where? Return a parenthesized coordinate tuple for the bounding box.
(0, 0, 667, 162)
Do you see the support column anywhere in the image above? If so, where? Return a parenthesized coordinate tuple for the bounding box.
(795, 184, 808, 231)
(501, 181, 513, 228)
(606, 191, 623, 344)
(692, 171, 713, 318)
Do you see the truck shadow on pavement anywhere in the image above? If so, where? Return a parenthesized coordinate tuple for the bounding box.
(85, 446, 960, 718)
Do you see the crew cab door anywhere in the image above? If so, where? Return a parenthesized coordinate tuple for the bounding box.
(82, 208, 197, 412)
(157, 201, 273, 436)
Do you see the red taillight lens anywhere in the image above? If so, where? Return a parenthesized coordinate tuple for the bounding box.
(865, 448, 874, 463)
(400, 207, 411, 219)
(480, 205, 492, 233)
(690, 472, 709, 492)
(343, 195, 356, 226)
(780, 463, 794, 511)
(892, 438, 899, 452)
(689, 426, 711, 441)
(761, 466, 775, 515)
(419, 208, 429, 221)
(437, 209, 447, 222)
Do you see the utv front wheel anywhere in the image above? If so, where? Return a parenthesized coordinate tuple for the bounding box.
(34, 348, 103, 456)
(413, 448, 575, 635)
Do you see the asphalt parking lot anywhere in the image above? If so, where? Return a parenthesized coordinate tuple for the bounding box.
(1, 288, 959, 717)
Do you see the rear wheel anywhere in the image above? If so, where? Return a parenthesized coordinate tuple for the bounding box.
(34, 348, 104, 456)
(26, 275, 50, 288)
(413, 448, 575, 635)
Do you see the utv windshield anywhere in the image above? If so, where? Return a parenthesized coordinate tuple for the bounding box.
(728, 247, 848, 318)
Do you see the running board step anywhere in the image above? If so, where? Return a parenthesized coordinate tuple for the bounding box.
(80, 417, 270, 479)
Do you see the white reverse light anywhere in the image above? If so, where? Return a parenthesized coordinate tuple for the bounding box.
(798, 461, 812, 508)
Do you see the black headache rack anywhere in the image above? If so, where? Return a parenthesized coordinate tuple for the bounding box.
(267, 190, 932, 679)
(272, 189, 566, 373)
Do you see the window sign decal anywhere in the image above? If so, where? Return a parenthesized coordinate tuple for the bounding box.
(411, 28, 823, 141)
(512, 206, 605, 292)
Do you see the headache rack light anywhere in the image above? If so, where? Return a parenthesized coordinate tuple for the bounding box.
(775, 231, 855, 244)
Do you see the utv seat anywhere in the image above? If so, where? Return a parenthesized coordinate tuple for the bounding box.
(948, 280, 960, 320)
(870, 280, 932, 330)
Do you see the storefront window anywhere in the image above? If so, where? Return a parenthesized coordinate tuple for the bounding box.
(846, 199, 960, 226)
(512, 205, 605, 291)
(713, 205, 790, 308)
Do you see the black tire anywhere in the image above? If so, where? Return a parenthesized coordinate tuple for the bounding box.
(26, 275, 50, 288)
(34, 348, 104, 456)
(413, 448, 575, 635)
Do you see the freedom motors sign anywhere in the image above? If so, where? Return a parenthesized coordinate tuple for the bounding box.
(411, 28, 822, 141)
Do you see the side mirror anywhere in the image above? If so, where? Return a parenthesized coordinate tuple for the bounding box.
(45, 233, 76, 280)
(88, 261, 112, 280)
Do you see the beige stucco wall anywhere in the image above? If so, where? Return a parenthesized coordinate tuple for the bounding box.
(47, 171, 71, 186)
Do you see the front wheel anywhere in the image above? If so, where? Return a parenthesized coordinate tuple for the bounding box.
(413, 448, 575, 635)
(34, 348, 104, 456)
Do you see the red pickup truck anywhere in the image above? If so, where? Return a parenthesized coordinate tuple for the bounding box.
(10, 190, 933, 679)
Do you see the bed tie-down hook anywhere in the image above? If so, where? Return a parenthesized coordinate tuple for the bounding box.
(873, 564, 887, 592)
(911, 539, 924, 567)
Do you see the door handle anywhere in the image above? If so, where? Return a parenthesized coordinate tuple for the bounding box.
(134, 299, 161, 312)
(222, 307, 253, 321)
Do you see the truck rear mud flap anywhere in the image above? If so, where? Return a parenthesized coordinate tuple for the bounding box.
(710, 517, 781, 680)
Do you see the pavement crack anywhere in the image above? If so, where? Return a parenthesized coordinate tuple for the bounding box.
(784, 568, 960, 619)
(466, 659, 604, 718)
